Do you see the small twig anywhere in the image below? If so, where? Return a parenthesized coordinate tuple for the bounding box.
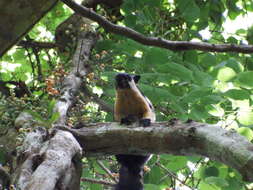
(81, 177, 115, 186)
(46, 50, 54, 69)
(156, 162, 194, 190)
(81, 84, 113, 113)
(61, 0, 253, 53)
(97, 160, 118, 183)
(31, 47, 43, 82)
(183, 158, 203, 184)
(25, 47, 35, 79)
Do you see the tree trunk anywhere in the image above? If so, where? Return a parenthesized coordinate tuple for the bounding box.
(9, 14, 97, 190)
(0, 0, 58, 57)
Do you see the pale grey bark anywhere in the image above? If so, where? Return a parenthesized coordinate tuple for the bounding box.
(12, 16, 97, 190)
(18, 130, 82, 190)
(54, 30, 97, 125)
(58, 121, 253, 182)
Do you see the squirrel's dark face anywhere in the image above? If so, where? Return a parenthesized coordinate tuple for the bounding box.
(115, 73, 140, 89)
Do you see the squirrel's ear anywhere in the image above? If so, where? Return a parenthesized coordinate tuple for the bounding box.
(133, 75, 141, 83)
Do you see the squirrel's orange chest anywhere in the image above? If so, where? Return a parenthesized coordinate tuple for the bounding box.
(114, 90, 147, 121)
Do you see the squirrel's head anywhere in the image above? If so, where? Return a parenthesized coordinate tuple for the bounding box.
(115, 73, 140, 89)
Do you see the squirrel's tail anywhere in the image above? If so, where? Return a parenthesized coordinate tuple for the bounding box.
(115, 154, 150, 190)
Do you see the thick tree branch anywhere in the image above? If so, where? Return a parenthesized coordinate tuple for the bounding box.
(14, 18, 98, 190)
(0, 0, 58, 57)
(14, 125, 82, 190)
(54, 31, 97, 125)
(58, 121, 253, 182)
(61, 0, 253, 53)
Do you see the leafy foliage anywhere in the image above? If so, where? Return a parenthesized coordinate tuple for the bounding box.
(1, 0, 253, 189)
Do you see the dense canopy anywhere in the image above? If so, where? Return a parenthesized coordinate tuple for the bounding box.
(1, 0, 253, 190)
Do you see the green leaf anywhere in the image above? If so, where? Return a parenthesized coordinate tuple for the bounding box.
(124, 14, 137, 27)
(25, 110, 44, 123)
(200, 53, 217, 68)
(146, 166, 162, 184)
(222, 176, 244, 190)
(157, 63, 193, 81)
(201, 95, 223, 105)
(236, 29, 247, 35)
(48, 99, 56, 117)
(165, 156, 187, 171)
(116, 40, 141, 55)
(189, 104, 211, 120)
(141, 73, 173, 83)
(238, 111, 253, 126)
(90, 183, 102, 190)
(184, 87, 212, 103)
(144, 48, 169, 66)
(217, 67, 236, 82)
(12, 49, 26, 62)
(237, 71, 253, 88)
(144, 184, 161, 190)
(227, 0, 241, 20)
(247, 26, 253, 44)
(199, 181, 221, 190)
(209, 0, 225, 26)
(184, 51, 198, 64)
(176, 0, 200, 22)
(205, 176, 229, 187)
(203, 166, 219, 177)
(237, 127, 253, 141)
(206, 105, 224, 117)
(48, 112, 60, 124)
(225, 59, 243, 73)
(224, 89, 250, 100)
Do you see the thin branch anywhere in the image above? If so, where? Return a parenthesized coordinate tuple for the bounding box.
(183, 158, 203, 184)
(32, 47, 43, 82)
(25, 47, 35, 79)
(156, 162, 194, 190)
(97, 160, 118, 183)
(45, 50, 54, 69)
(81, 84, 113, 113)
(61, 0, 253, 53)
(18, 41, 57, 49)
(81, 177, 115, 186)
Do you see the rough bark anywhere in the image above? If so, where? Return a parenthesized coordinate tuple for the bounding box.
(57, 121, 253, 182)
(0, 0, 58, 57)
(54, 30, 97, 125)
(12, 15, 98, 190)
(13, 125, 82, 190)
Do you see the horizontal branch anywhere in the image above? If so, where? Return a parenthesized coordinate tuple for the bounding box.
(58, 121, 253, 182)
(61, 0, 253, 53)
(18, 40, 57, 49)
